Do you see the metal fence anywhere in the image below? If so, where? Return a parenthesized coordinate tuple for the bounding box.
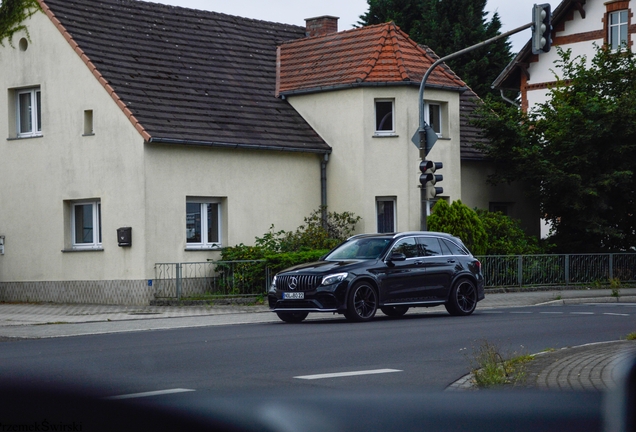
(478, 253, 636, 288)
(154, 260, 270, 299)
(154, 253, 636, 299)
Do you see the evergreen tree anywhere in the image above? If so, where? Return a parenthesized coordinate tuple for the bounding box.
(427, 200, 488, 255)
(358, 0, 513, 98)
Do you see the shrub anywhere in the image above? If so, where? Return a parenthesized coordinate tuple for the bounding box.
(427, 200, 488, 255)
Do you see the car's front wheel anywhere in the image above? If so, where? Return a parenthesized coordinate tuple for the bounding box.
(380, 306, 409, 317)
(276, 311, 309, 323)
(344, 282, 378, 322)
(445, 279, 477, 316)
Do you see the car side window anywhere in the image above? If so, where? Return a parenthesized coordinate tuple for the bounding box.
(390, 237, 420, 258)
(418, 236, 443, 256)
(442, 239, 468, 255)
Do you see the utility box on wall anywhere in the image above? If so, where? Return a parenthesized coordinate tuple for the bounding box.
(117, 227, 132, 247)
(0, 235, 4, 255)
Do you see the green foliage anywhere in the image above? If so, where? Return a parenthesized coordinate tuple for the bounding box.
(427, 200, 488, 255)
(476, 210, 544, 255)
(473, 46, 636, 252)
(253, 207, 360, 253)
(0, 0, 42, 46)
(358, 0, 513, 98)
(470, 340, 533, 388)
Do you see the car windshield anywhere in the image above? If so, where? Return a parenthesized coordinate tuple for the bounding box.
(325, 237, 392, 260)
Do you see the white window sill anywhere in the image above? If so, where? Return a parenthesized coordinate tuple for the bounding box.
(62, 248, 104, 253)
(7, 134, 44, 141)
(373, 133, 399, 138)
(185, 246, 222, 251)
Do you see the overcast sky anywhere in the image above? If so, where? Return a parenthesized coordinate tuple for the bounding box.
(151, 0, 548, 53)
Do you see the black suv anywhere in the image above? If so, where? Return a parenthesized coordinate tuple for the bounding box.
(268, 231, 484, 323)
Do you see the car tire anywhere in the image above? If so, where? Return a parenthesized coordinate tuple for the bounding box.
(276, 311, 309, 323)
(344, 282, 378, 322)
(380, 306, 409, 317)
(445, 278, 477, 316)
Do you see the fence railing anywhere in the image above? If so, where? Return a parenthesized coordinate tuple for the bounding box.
(478, 253, 636, 288)
(154, 260, 270, 299)
(154, 253, 636, 299)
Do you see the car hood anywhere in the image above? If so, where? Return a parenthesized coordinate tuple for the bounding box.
(278, 259, 376, 275)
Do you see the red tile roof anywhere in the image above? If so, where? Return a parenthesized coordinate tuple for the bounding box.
(277, 22, 466, 95)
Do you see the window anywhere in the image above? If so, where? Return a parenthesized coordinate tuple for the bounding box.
(16, 87, 41, 138)
(186, 199, 221, 248)
(376, 198, 396, 233)
(425, 103, 442, 136)
(375, 99, 395, 135)
(72, 201, 102, 249)
(417, 236, 442, 256)
(84, 110, 94, 135)
(608, 10, 629, 50)
(489, 202, 510, 216)
(390, 237, 420, 258)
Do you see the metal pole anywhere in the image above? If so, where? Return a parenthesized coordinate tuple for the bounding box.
(418, 22, 533, 231)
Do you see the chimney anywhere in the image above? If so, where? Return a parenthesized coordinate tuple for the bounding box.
(305, 16, 339, 37)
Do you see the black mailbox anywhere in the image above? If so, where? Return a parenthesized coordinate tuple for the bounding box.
(117, 227, 132, 247)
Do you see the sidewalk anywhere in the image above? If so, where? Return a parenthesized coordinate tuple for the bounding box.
(1, 288, 635, 391)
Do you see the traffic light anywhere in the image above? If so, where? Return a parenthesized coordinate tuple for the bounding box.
(419, 160, 443, 199)
(532, 3, 552, 54)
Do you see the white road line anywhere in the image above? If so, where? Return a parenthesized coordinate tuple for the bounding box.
(540, 312, 564, 314)
(105, 388, 195, 400)
(510, 312, 533, 314)
(570, 312, 595, 315)
(294, 369, 403, 380)
(603, 313, 630, 317)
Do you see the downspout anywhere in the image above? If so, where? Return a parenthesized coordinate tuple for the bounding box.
(321, 153, 329, 229)
(499, 89, 520, 108)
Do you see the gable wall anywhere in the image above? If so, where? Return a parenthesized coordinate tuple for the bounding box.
(0, 12, 147, 287)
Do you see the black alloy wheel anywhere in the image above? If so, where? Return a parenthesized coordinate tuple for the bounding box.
(380, 306, 409, 317)
(276, 311, 309, 323)
(345, 282, 378, 322)
(445, 279, 477, 316)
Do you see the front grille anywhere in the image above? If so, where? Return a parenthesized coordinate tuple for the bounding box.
(276, 275, 322, 292)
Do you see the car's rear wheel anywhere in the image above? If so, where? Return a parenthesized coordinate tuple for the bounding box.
(380, 306, 409, 317)
(276, 311, 309, 323)
(344, 282, 378, 322)
(445, 279, 477, 316)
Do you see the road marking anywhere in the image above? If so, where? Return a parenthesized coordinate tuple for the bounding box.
(105, 388, 195, 400)
(540, 312, 563, 314)
(603, 313, 630, 317)
(482, 311, 503, 314)
(294, 369, 402, 380)
(570, 312, 594, 315)
(510, 312, 532, 314)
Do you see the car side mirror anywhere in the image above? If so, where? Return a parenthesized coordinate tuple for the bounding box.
(387, 252, 406, 263)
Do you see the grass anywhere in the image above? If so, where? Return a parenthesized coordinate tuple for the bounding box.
(470, 340, 534, 388)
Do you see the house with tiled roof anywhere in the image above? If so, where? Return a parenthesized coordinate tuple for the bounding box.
(0, 0, 537, 305)
(493, 0, 627, 112)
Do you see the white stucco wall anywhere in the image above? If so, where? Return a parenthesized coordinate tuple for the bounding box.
(286, 85, 462, 234)
(0, 12, 147, 283)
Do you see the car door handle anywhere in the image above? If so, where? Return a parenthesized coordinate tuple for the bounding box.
(447, 259, 456, 263)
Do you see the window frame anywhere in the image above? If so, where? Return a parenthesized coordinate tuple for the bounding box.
(374, 99, 395, 136)
(608, 10, 629, 51)
(186, 199, 222, 249)
(71, 200, 102, 250)
(16, 87, 42, 138)
(376, 197, 396, 233)
(424, 102, 443, 137)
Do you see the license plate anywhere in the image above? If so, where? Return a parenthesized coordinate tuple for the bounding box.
(283, 292, 304, 300)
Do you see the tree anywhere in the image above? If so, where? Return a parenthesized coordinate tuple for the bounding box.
(476, 210, 544, 255)
(358, 0, 513, 98)
(427, 200, 487, 255)
(473, 46, 636, 252)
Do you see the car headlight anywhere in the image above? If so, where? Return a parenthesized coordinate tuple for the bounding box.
(321, 272, 348, 286)
(269, 275, 277, 292)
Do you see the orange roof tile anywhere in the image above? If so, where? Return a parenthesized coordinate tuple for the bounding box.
(277, 22, 466, 95)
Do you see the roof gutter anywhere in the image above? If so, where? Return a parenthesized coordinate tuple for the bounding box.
(279, 81, 468, 98)
(147, 137, 331, 155)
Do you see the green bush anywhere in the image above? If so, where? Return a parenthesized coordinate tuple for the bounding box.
(427, 200, 488, 255)
(476, 210, 545, 255)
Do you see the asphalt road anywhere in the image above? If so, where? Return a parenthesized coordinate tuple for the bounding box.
(1, 303, 634, 398)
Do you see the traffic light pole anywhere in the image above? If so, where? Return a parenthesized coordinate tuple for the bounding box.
(418, 21, 533, 231)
